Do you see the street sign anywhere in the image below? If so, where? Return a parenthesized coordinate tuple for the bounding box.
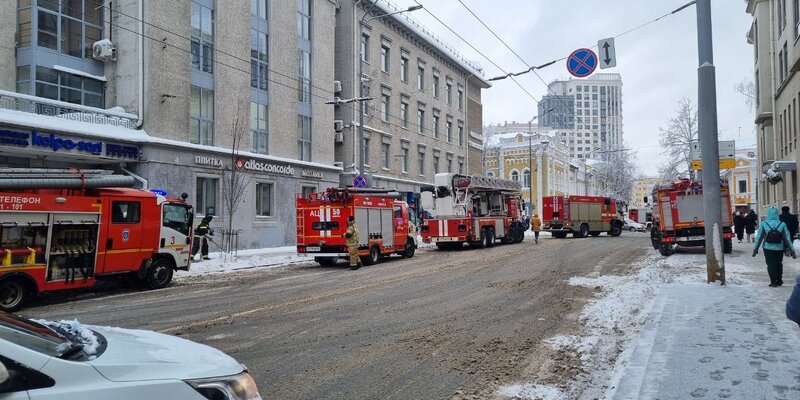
(353, 174, 368, 188)
(566, 48, 598, 78)
(597, 38, 617, 69)
(691, 159, 736, 170)
(691, 140, 735, 161)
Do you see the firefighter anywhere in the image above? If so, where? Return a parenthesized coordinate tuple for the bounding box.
(343, 216, 362, 270)
(192, 215, 214, 261)
(530, 213, 542, 244)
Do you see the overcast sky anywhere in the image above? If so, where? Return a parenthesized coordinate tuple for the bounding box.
(389, 0, 755, 176)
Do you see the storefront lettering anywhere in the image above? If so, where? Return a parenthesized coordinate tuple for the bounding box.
(0, 128, 139, 160)
(106, 143, 139, 159)
(0, 130, 29, 147)
(301, 169, 323, 179)
(240, 159, 295, 176)
(32, 130, 102, 154)
(195, 156, 224, 168)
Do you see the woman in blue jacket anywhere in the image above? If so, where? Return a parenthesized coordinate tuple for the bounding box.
(753, 206, 796, 287)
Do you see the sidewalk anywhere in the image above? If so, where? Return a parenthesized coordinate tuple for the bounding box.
(608, 240, 800, 399)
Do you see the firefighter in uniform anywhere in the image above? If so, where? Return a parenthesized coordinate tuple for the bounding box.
(192, 215, 213, 260)
(343, 216, 362, 270)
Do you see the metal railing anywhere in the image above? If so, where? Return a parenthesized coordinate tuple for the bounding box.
(0, 89, 140, 129)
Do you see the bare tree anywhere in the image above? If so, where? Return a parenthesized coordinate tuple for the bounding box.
(220, 103, 252, 258)
(658, 98, 698, 180)
(593, 142, 637, 201)
(734, 77, 757, 111)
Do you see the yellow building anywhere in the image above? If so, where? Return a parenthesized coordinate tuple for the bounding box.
(630, 177, 660, 207)
(724, 149, 758, 212)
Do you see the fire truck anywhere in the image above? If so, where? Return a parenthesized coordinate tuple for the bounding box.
(648, 178, 733, 256)
(419, 173, 526, 250)
(542, 195, 625, 238)
(296, 187, 417, 266)
(0, 169, 194, 312)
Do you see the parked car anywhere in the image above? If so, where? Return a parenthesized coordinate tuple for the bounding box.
(0, 312, 262, 399)
(623, 217, 646, 232)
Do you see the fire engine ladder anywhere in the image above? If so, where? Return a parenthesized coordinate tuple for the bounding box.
(451, 174, 522, 213)
(0, 168, 136, 189)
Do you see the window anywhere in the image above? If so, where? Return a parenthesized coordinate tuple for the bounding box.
(364, 137, 370, 165)
(417, 104, 425, 133)
(446, 119, 453, 143)
(111, 201, 141, 224)
(18, 3, 32, 48)
(191, 1, 214, 73)
(457, 122, 464, 146)
(381, 43, 390, 72)
(256, 182, 273, 216)
(196, 177, 218, 216)
(298, 0, 311, 40)
(302, 186, 316, 198)
(360, 32, 369, 62)
(458, 159, 464, 174)
(418, 63, 425, 91)
(250, 29, 268, 91)
(738, 179, 748, 194)
(433, 110, 440, 138)
(163, 203, 192, 236)
(418, 151, 425, 176)
(298, 49, 311, 103)
(380, 93, 390, 122)
(780, 0, 787, 32)
(510, 170, 519, 181)
(523, 169, 531, 188)
(252, 0, 268, 19)
(446, 78, 453, 105)
(251, 102, 268, 154)
(298, 115, 312, 161)
(381, 143, 390, 168)
(783, 42, 789, 83)
(30, 0, 102, 58)
(400, 98, 409, 128)
(190, 85, 214, 145)
(447, 159, 453, 173)
(432, 71, 440, 98)
(433, 155, 440, 173)
(401, 148, 409, 172)
(400, 52, 409, 82)
(33, 66, 103, 108)
(457, 85, 463, 110)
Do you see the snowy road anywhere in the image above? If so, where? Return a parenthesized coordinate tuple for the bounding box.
(20, 233, 649, 399)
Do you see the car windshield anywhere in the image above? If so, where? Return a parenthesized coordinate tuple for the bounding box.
(163, 203, 192, 236)
(0, 312, 67, 357)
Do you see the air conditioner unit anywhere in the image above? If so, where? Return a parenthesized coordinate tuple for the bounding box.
(92, 39, 117, 62)
(333, 161, 344, 168)
(333, 81, 342, 96)
(334, 132, 344, 143)
(334, 120, 344, 132)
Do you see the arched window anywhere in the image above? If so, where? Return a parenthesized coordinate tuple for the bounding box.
(510, 170, 519, 181)
(523, 169, 531, 188)
(487, 171, 495, 177)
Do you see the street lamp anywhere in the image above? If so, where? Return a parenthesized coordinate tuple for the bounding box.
(357, 4, 423, 179)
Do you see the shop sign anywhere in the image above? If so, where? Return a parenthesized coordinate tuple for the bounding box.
(301, 169, 323, 179)
(237, 158, 295, 176)
(0, 128, 138, 159)
(195, 155, 224, 168)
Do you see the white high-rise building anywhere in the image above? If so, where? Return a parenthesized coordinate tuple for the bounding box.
(538, 73, 623, 160)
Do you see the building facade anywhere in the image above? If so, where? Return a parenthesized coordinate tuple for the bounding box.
(2, 0, 340, 249)
(746, 0, 799, 214)
(334, 0, 490, 198)
(538, 73, 623, 160)
(724, 148, 759, 212)
(630, 177, 660, 207)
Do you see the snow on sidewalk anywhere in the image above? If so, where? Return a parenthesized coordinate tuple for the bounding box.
(174, 246, 314, 279)
(499, 238, 800, 400)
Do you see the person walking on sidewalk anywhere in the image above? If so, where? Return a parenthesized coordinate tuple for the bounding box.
(780, 206, 798, 242)
(343, 216, 362, 270)
(753, 206, 796, 287)
(733, 211, 745, 243)
(192, 215, 214, 260)
(530, 214, 541, 244)
(745, 210, 758, 243)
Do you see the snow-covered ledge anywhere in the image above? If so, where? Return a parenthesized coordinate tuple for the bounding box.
(0, 89, 139, 130)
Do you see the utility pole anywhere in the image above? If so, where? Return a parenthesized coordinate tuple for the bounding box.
(696, 0, 725, 284)
(528, 120, 534, 216)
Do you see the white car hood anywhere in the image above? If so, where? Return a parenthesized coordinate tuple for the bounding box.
(87, 325, 243, 382)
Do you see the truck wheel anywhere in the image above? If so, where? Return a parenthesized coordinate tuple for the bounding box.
(402, 238, 416, 258)
(658, 242, 675, 257)
(723, 238, 733, 254)
(651, 231, 661, 249)
(610, 224, 622, 237)
(476, 229, 488, 248)
(0, 278, 29, 312)
(515, 225, 525, 243)
(146, 258, 174, 290)
(579, 224, 590, 238)
(362, 245, 380, 266)
(486, 228, 496, 248)
(315, 257, 338, 266)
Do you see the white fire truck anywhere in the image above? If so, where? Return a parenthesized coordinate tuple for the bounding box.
(419, 173, 526, 249)
(296, 187, 417, 266)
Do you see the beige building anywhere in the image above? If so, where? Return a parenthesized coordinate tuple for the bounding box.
(1, 0, 341, 248)
(630, 177, 660, 207)
(724, 148, 759, 212)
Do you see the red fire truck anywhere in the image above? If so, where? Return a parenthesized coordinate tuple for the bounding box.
(419, 173, 526, 249)
(296, 187, 417, 266)
(0, 169, 194, 311)
(648, 178, 733, 256)
(542, 195, 625, 238)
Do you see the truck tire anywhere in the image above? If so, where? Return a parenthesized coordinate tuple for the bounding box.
(723, 238, 733, 254)
(362, 245, 380, 266)
(146, 258, 174, 290)
(610, 224, 622, 237)
(476, 228, 488, 248)
(486, 228, 496, 248)
(578, 224, 590, 238)
(314, 257, 338, 266)
(0, 278, 29, 312)
(659, 242, 675, 257)
(402, 238, 416, 258)
(650, 231, 661, 249)
(515, 224, 525, 243)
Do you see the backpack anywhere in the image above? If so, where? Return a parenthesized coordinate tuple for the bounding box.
(765, 222, 785, 244)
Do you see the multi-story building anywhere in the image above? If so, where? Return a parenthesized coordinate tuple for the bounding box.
(1, 0, 340, 248)
(538, 73, 623, 160)
(724, 147, 759, 212)
(630, 177, 660, 207)
(746, 0, 798, 214)
(334, 0, 490, 199)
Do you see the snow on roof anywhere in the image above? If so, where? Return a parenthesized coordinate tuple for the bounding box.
(54, 65, 107, 82)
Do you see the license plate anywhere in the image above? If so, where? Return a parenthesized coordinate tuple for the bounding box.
(686, 236, 704, 241)
(306, 246, 321, 252)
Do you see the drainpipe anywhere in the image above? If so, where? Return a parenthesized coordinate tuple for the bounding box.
(137, 0, 144, 128)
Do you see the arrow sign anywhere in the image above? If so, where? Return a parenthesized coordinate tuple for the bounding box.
(597, 38, 617, 69)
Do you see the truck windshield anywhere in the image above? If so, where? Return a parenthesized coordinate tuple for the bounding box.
(0, 313, 66, 357)
(163, 203, 192, 236)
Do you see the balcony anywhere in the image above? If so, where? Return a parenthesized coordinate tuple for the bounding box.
(0, 89, 139, 130)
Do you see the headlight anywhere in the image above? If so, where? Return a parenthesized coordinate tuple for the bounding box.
(186, 371, 262, 400)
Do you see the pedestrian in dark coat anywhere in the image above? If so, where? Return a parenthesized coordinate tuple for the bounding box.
(753, 206, 796, 287)
(745, 210, 758, 242)
(780, 206, 799, 241)
(786, 275, 800, 326)
(733, 212, 745, 242)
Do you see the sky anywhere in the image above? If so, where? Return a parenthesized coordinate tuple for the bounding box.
(388, 0, 756, 177)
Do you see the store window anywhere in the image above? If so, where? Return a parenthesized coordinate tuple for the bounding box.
(196, 177, 218, 216)
(256, 182, 273, 216)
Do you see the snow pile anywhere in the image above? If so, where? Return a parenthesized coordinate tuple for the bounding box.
(499, 384, 565, 400)
(34, 319, 102, 360)
(177, 246, 313, 278)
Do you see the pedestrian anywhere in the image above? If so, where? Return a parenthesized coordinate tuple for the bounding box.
(733, 211, 745, 243)
(753, 206, 796, 287)
(787, 275, 800, 327)
(745, 210, 758, 242)
(530, 213, 542, 244)
(192, 215, 213, 260)
(780, 206, 799, 242)
(343, 216, 362, 270)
